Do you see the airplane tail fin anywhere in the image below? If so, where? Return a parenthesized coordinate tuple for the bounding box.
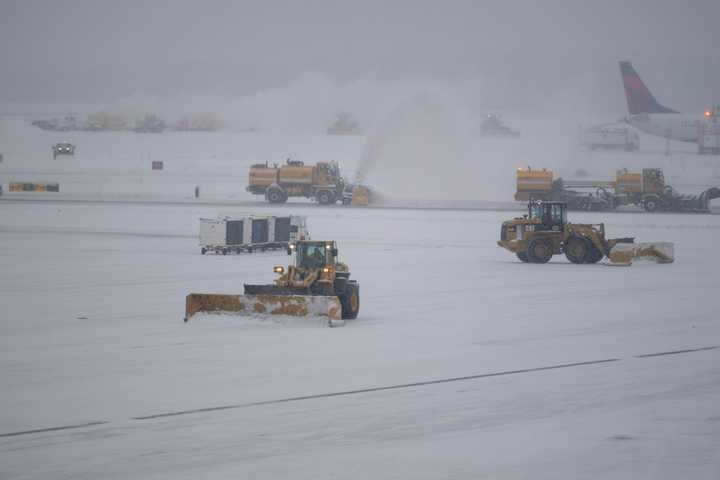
(619, 61, 677, 115)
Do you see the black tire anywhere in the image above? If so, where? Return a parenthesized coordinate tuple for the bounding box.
(516, 251, 529, 263)
(527, 239, 553, 263)
(564, 235, 587, 264)
(201, 247, 207, 255)
(316, 190, 335, 205)
(267, 188, 285, 204)
(340, 283, 360, 319)
(221, 249, 227, 255)
(584, 240, 604, 264)
(643, 196, 659, 212)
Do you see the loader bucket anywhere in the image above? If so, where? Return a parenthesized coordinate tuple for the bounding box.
(184, 293, 342, 325)
(606, 242, 674, 266)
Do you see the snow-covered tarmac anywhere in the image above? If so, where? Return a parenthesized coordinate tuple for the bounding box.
(2, 115, 720, 477)
(1, 199, 719, 479)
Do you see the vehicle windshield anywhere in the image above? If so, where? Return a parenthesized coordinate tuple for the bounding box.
(296, 243, 328, 269)
(550, 203, 566, 224)
(529, 203, 566, 224)
(529, 203, 543, 220)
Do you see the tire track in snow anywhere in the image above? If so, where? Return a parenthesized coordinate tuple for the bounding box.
(634, 345, 718, 358)
(132, 358, 622, 420)
(2, 345, 717, 437)
(0, 421, 108, 438)
(132, 345, 719, 420)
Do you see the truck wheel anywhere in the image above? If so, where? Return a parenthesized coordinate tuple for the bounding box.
(316, 190, 335, 205)
(201, 247, 207, 255)
(564, 236, 587, 264)
(528, 239, 552, 263)
(267, 188, 286, 204)
(516, 252, 529, 263)
(643, 196, 659, 212)
(584, 240, 604, 264)
(340, 283, 360, 319)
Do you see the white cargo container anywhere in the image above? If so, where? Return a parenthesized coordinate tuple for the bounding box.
(198, 215, 309, 255)
(581, 123, 639, 151)
(698, 106, 720, 155)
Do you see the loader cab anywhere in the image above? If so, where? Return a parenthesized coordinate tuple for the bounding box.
(528, 201, 567, 231)
(292, 241, 338, 270)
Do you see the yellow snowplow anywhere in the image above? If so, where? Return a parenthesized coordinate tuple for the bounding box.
(342, 184, 371, 206)
(498, 201, 674, 266)
(184, 240, 359, 326)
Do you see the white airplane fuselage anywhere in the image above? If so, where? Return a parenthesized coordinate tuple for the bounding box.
(627, 114, 701, 143)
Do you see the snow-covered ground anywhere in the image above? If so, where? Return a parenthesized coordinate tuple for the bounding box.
(1, 116, 719, 478)
(1, 199, 719, 478)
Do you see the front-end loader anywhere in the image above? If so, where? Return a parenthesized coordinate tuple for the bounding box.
(498, 201, 674, 265)
(185, 240, 360, 326)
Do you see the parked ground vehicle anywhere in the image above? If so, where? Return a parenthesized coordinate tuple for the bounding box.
(698, 106, 720, 155)
(8, 182, 60, 192)
(248, 159, 347, 204)
(479, 114, 520, 137)
(327, 113, 361, 135)
(86, 112, 129, 131)
(52, 142, 75, 158)
(515, 167, 720, 212)
(185, 240, 359, 325)
(498, 201, 674, 265)
(133, 114, 166, 133)
(198, 215, 309, 255)
(580, 123, 639, 151)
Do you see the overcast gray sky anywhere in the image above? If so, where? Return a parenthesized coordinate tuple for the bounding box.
(2, 0, 719, 113)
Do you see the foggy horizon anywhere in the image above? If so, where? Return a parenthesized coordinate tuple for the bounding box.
(2, 0, 720, 116)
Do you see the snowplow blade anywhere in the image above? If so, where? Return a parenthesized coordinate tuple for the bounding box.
(351, 185, 371, 206)
(184, 293, 342, 325)
(606, 242, 674, 266)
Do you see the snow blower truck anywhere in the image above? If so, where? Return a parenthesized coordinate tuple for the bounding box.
(498, 201, 674, 266)
(184, 240, 360, 326)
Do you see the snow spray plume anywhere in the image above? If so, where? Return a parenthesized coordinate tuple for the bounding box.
(356, 93, 508, 202)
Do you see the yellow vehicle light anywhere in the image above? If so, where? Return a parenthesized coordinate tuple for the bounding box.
(323, 267, 331, 273)
(273, 266, 285, 274)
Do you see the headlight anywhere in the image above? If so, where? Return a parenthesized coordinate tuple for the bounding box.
(322, 267, 331, 273)
(273, 266, 284, 274)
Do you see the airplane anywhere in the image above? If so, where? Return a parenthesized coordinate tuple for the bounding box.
(620, 60, 707, 143)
